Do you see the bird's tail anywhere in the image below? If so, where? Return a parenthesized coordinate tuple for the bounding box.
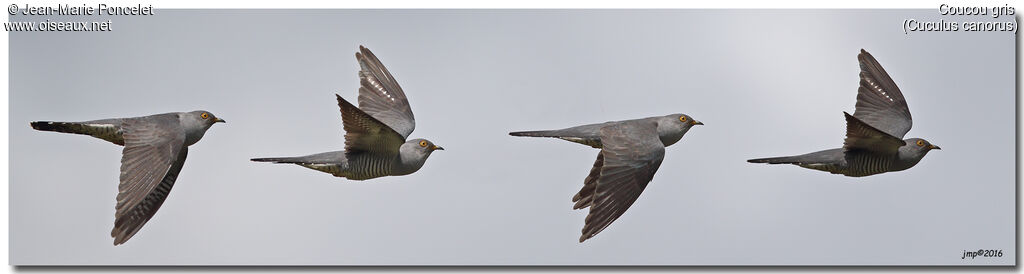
(509, 130, 558, 137)
(251, 157, 307, 164)
(31, 121, 92, 135)
(747, 156, 800, 164)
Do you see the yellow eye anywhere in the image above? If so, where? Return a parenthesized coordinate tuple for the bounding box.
(419, 140, 428, 147)
(201, 113, 210, 119)
(679, 116, 688, 122)
(916, 140, 925, 147)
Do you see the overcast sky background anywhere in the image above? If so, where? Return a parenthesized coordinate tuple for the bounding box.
(9, 9, 1014, 265)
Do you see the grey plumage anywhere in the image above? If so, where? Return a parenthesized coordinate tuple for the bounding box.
(251, 46, 443, 180)
(510, 114, 703, 242)
(30, 110, 225, 245)
(748, 49, 940, 177)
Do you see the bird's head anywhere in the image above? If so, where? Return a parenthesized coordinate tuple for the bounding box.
(655, 113, 703, 146)
(397, 138, 443, 173)
(909, 138, 940, 150)
(902, 138, 940, 157)
(895, 138, 940, 170)
(403, 138, 444, 156)
(184, 110, 226, 130)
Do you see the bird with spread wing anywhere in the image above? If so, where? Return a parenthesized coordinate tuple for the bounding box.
(253, 46, 443, 180)
(31, 110, 225, 245)
(748, 49, 940, 177)
(511, 113, 703, 242)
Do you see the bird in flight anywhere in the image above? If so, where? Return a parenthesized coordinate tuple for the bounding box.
(252, 46, 443, 180)
(510, 114, 703, 242)
(748, 49, 940, 177)
(31, 110, 225, 245)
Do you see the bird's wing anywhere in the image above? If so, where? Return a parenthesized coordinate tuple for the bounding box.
(337, 94, 407, 156)
(356, 45, 415, 139)
(843, 112, 905, 155)
(111, 118, 187, 245)
(574, 121, 665, 242)
(853, 49, 912, 138)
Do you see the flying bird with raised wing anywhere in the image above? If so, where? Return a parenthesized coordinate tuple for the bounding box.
(31, 110, 225, 245)
(510, 114, 703, 242)
(748, 49, 940, 177)
(252, 46, 443, 180)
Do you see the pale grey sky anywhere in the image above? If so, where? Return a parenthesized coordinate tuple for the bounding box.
(9, 9, 1014, 265)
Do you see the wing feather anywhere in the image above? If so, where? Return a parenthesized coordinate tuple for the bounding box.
(112, 148, 188, 245)
(576, 121, 665, 242)
(356, 46, 415, 139)
(337, 94, 407, 156)
(853, 49, 912, 138)
(111, 117, 186, 245)
(843, 111, 905, 155)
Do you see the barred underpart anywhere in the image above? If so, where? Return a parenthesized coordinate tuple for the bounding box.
(844, 153, 895, 177)
(344, 153, 395, 180)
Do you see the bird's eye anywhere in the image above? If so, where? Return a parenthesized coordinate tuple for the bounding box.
(419, 140, 428, 147)
(679, 116, 687, 123)
(916, 140, 925, 147)
(201, 113, 210, 119)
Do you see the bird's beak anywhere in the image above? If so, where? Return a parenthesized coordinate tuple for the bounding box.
(215, 118, 226, 123)
(433, 145, 444, 151)
(929, 145, 940, 150)
(693, 120, 704, 125)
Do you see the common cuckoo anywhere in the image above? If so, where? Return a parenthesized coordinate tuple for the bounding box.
(30, 110, 225, 245)
(748, 49, 940, 177)
(510, 114, 703, 242)
(252, 46, 443, 180)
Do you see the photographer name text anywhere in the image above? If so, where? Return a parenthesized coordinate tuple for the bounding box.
(11, 3, 153, 16)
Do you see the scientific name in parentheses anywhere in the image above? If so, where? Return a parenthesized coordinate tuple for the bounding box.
(17, 4, 154, 16)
